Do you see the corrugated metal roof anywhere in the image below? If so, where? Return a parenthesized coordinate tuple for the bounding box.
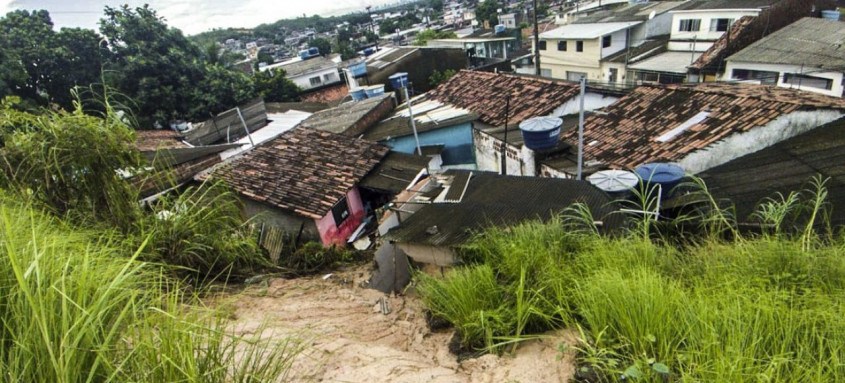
(386, 171, 623, 247)
(698, 117, 845, 227)
(670, 0, 775, 11)
(540, 22, 642, 39)
(726, 17, 845, 70)
(629, 51, 702, 74)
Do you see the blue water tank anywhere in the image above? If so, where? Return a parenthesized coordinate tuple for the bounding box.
(349, 88, 367, 101)
(519, 116, 563, 151)
(347, 61, 367, 77)
(364, 85, 385, 98)
(363, 47, 375, 56)
(494, 24, 506, 34)
(389, 72, 409, 89)
(308, 47, 320, 56)
(298, 49, 310, 60)
(821, 9, 841, 20)
(634, 163, 685, 193)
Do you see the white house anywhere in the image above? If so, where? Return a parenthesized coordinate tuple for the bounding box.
(725, 17, 845, 98)
(260, 54, 342, 91)
(626, 0, 771, 84)
(537, 1, 685, 84)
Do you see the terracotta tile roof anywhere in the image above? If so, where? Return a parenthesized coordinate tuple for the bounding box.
(424, 70, 581, 126)
(561, 83, 845, 169)
(209, 127, 390, 219)
(135, 130, 186, 151)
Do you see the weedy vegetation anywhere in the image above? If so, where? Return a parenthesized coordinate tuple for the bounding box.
(0, 96, 303, 381)
(417, 176, 845, 382)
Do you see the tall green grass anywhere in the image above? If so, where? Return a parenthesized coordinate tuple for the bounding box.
(0, 196, 300, 382)
(417, 178, 845, 381)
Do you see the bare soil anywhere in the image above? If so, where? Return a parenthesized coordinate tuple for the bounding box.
(214, 265, 576, 383)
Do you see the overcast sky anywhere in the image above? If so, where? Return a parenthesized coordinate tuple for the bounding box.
(1, 0, 402, 35)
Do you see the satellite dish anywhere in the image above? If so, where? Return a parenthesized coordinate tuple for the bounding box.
(648, 11, 656, 20)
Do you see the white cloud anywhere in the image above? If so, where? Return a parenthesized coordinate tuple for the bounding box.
(3, 0, 402, 35)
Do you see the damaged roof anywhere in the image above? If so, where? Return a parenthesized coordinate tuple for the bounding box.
(689, 15, 757, 71)
(424, 70, 581, 127)
(299, 94, 394, 135)
(726, 17, 845, 70)
(135, 130, 186, 152)
(364, 99, 477, 141)
(359, 151, 429, 194)
(386, 171, 623, 247)
(208, 127, 390, 219)
(560, 83, 845, 170)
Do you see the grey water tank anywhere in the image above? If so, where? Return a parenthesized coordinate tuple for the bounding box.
(587, 170, 639, 195)
(519, 116, 563, 151)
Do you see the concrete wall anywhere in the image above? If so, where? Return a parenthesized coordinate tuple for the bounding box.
(670, 10, 761, 42)
(680, 110, 845, 174)
(725, 61, 845, 98)
(242, 199, 321, 242)
(344, 96, 397, 137)
(538, 37, 608, 81)
(367, 48, 467, 94)
(396, 243, 457, 266)
(600, 29, 628, 59)
(383, 122, 475, 165)
(473, 128, 529, 175)
(291, 67, 342, 91)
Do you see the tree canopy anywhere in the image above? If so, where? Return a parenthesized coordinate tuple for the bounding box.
(476, 0, 502, 28)
(0, 6, 279, 128)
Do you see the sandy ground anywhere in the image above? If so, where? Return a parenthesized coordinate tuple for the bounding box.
(213, 265, 577, 383)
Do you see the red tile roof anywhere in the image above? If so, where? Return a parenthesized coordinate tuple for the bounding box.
(561, 83, 845, 169)
(209, 127, 390, 219)
(424, 70, 581, 126)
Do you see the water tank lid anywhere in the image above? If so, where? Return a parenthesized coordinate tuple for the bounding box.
(519, 116, 563, 132)
(634, 162, 685, 184)
(587, 170, 639, 193)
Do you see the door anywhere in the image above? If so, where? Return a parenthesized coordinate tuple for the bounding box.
(609, 68, 618, 83)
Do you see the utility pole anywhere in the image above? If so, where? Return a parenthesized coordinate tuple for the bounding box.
(533, 0, 541, 76)
(576, 76, 586, 180)
(367, 5, 379, 52)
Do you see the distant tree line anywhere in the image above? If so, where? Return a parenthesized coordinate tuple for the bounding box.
(0, 5, 301, 128)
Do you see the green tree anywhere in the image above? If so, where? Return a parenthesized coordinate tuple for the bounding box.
(99, 5, 255, 126)
(309, 37, 332, 56)
(0, 10, 107, 110)
(413, 29, 457, 46)
(427, 0, 445, 12)
(100, 5, 206, 125)
(254, 68, 301, 102)
(476, 0, 502, 28)
(429, 69, 456, 87)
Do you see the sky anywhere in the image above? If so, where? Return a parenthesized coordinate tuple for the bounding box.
(0, 0, 404, 35)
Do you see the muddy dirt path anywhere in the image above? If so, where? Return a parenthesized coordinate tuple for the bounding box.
(216, 265, 576, 383)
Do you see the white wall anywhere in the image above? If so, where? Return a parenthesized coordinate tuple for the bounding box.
(600, 29, 628, 59)
(725, 61, 845, 98)
(290, 67, 341, 91)
(668, 41, 714, 52)
(680, 110, 845, 174)
(670, 10, 760, 42)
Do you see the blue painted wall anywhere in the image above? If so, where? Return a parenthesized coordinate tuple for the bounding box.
(382, 122, 475, 165)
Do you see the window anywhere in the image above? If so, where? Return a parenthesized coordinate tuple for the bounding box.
(331, 197, 350, 225)
(540, 68, 552, 78)
(709, 18, 733, 32)
(538, 40, 547, 50)
(309, 76, 322, 86)
(576, 40, 583, 52)
(323, 73, 336, 82)
(731, 69, 778, 85)
(679, 19, 701, 32)
(602, 35, 612, 48)
(784, 73, 834, 90)
(557, 40, 567, 51)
